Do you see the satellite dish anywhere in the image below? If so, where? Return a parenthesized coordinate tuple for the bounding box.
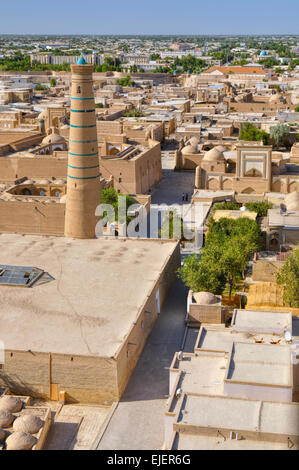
(285, 331, 292, 342)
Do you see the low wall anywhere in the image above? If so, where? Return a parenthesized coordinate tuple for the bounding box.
(0, 201, 65, 236)
(0, 155, 67, 181)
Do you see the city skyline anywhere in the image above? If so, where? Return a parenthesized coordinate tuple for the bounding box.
(1, 0, 299, 35)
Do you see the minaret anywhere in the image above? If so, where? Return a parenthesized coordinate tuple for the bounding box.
(64, 55, 100, 239)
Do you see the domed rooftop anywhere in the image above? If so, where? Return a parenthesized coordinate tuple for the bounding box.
(6, 431, 37, 451)
(203, 147, 225, 162)
(0, 410, 14, 428)
(77, 54, 87, 65)
(188, 136, 199, 147)
(0, 396, 23, 413)
(214, 145, 228, 153)
(260, 50, 267, 56)
(181, 144, 198, 155)
(42, 127, 66, 146)
(193, 291, 219, 305)
(13, 415, 43, 434)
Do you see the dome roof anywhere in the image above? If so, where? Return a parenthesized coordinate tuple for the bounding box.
(181, 144, 198, 155)
(193, 291, 219, 305)
(6, 431, 37, 451)
(188, 136, 199, 147)
(13, 415, 43, 434)
(260, 50, 267, 56)
(203, 147, 225, 162)
(0, 410, 14, 428)
(42, 128, 66, 146)
(77, 55, 87, 65)
(0, 396, 23, 413)
(214, 145, 227, 153)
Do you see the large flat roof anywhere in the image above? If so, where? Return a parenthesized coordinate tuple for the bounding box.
(232, 309, 292, 335)
(226, 342, 291, 387)
(176, 394, 299, 437)
(196, 326, 289, 352)
(0, 234, 178, 357)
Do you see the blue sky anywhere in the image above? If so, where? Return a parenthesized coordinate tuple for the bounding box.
(1, 0, 298, 35)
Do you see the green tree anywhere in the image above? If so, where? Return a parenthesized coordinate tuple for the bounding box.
(294, 106, 299, 112)
(239, 122, 269, 145)
(212, 202, 240, 212)
(116, 75, 135, 87)
(276, 248, 299, 307)
(35, 84, 48, 91)
(179, 217, 261, 296)
(245, 201, 273, 217)
(150, 53, 161, 61)
(50, 78, 57, 87)
(270, 123, 291, 149)
(177, 254, 226, 294)
(100, 188, 135, 224)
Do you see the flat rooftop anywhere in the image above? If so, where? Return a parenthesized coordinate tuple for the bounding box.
(196, 326, 289, 352)
(232, 309, 292, 335)
(0, 234, 178, 357)
(226, 342, 291, 387)
(172, 354, 226, 400)
(172, 433, 296, 450)
(176, 394, 299, 437)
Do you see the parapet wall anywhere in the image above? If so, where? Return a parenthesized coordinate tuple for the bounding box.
(0, 156, 67, 181)
(0, 201, 65, 236)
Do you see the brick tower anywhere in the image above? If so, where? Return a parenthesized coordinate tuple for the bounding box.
(64, 56, 100, 238)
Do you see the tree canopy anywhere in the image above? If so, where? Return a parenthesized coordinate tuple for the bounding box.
(270, 124, 291, 149)
(239, 122, 269, 145)
(178, 217, 262, 296)
(276, 247, 299, 308)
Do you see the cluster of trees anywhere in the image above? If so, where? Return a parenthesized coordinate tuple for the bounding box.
(270, 123, 292, 149)
(94, 57, 121, 72)
(172, 55, 207, 73)
(159, 210, 192, 241)
(239, 122, 269, 145)
(277, 247, 299, 308)
(211, 201, 273, 217)
(100, 188, 136, 225)
(115, 75, 135, 87)
(258, 57, 280, 68)
(123, 109, 144, 118)
(288, 58, 299, 70)
(0, 53, 72, 71)
(150, 53, 161, 61)
(239, 123, 292, 149)
(244, 201, 273, 217)
(178, 217, 262, 297)
(34, 84, 48, 91)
